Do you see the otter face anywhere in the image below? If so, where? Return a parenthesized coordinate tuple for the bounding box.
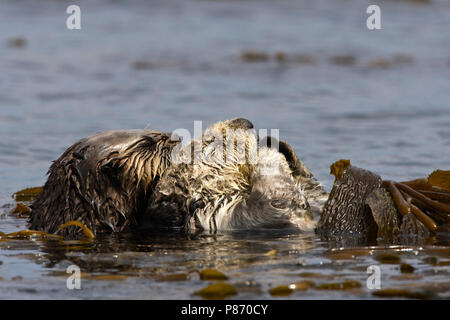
(147, 118, 318, 233)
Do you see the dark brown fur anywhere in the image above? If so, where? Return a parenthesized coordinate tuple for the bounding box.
(29, 130, 179, 237)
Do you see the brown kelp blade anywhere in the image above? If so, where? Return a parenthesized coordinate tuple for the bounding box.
(329, 159, 351, 181)
(11, 203, 31, 215)
(0, 230, 63, 240)
(57, 221, 95, 240)
(13, 187, 43, 202)
(396, 182, 450, 217)
(418, 190, 450, 203)
(318, 164, 380, 239)
(427, 170, 450, 192)
(400, 178, 431, 191)
(401, 170, 450, 193)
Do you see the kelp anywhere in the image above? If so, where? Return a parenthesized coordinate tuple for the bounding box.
(11, 203, 31, 215)
(269, 281, 314, 296)
(0, 220, 95, 245)
(428, 170, 450, 192)
(57, 221, 95, 240)
(374, 252, 401, 264)
(316, 280, 362, 290)
(155, 273, 189, 282)
(13, 187, 43, 202)
(194, 282, 238, 299)
(0, 230, 63, 240)
(318, 164, 380, 239)
(199, 269, 228, 281)
(320, 160, 450, 243)
(400, 263, 415, 273)
(329, 159, 351, 182)
(372, 289, 434, 300)
(8, 37, 27, 48)
(268, 285, 294, 296)
(240, 51, 270, 62)
(390, 274, 422, 281)
(298, 272, 334, 279)
(89, 274, 128, 281)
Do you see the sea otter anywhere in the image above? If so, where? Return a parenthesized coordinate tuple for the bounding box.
(29, 118, 328, 237)
(145, 118, 327, 232)
(29, 129, 180, 236)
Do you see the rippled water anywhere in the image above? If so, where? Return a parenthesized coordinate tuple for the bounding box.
(1, 0, 450, 299)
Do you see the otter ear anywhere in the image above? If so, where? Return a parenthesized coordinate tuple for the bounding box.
(260, 136, 313, 180)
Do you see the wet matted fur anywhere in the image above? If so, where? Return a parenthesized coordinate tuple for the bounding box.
(29, 130, 179, 237)
(145, 120, 328, 232)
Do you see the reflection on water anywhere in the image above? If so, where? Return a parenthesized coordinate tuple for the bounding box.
(1, 207, 450, 299)
(1, 0, 450, 299)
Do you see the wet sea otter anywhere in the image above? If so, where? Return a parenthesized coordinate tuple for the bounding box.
(146, 118, 327, 232)
(29, 118, 328, 237)
(29, 129, 179, 236)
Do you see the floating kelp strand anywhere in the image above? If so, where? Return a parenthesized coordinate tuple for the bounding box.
(57, 221, 95, 240)
(194, 282, 238, 299)
(427, 170, 450, 192)
(401, 178, 431, 190)
(199, 268, 228, 281)
(372, 288, 434, 300)
(410, 203, 438, 233)
(155, 273, 189, 282)
(374, 252, 401, 264)
(383, 181, 438, 232)
(89, 274, 128, 281)
(0, 230, 63, 240)
(419, 190, 450, 203)
(408, 197, 448, 224)
(268, 285, 294, 296)
(49, 270, 128, 281)
(397, 182, 450, 216)
(390, 274, 422, 281)
(7, 37, 27, 48)
(325, 252, 357, 260)
(268, 281, 314, 296)
(383, 181, 410, 216)
(316, 280, 362, 290)
(11, 203, 31, 215)
(12, 187, 43, 202)
(240, 51, 270, 62)
(400, 263, 415, 273)
(298, 272, 334, 279)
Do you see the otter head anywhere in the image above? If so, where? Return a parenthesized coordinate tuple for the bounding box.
(146, 118, 319, 233)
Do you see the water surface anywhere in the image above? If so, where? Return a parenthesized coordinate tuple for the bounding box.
(1, 0, 449, 299)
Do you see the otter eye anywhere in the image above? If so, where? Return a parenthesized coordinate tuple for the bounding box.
(270, 199, 288, 209)
(303, 199, 311, 210)
(189, 197, 205, 213)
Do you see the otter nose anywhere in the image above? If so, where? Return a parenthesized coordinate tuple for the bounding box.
(230, 118, 254, 130)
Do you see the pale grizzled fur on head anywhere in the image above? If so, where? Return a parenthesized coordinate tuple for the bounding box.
(147, 118, 327, 232)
